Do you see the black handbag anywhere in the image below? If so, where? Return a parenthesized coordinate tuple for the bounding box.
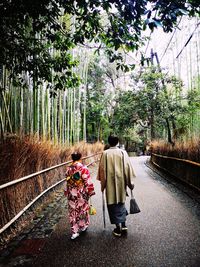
(130, 190, 141, 214)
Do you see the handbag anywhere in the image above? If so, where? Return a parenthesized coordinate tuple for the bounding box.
(89, 205, 96, 215)
(130, 190, 141, 214)
(89, 199, 96, 215)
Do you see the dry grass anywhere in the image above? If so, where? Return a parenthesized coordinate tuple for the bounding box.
(0, 135, 103, 184)
(150, 138, 200, 163)
(0, 135, 104, 234)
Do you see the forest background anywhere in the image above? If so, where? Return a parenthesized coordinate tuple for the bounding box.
(0, 0, 200, 183)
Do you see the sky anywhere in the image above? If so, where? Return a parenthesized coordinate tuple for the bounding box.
(145, 16, 200, 91)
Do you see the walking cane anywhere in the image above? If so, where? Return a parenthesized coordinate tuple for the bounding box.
(102, 191, 106, 228)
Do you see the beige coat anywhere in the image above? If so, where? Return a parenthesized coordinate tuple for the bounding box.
(97, 146, 135, 205)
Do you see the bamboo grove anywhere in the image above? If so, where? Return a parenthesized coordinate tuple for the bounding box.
(0, 1, 200, 145)
(0, 47, 91, 144)
(151, 16, 200, 138)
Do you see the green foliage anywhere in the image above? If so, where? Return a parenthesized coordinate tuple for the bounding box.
(187, 88, 200, 110)
(86, 56, 114, 141)
(122, 126, 142, 143)
(0, 0, 199, 90)
(1, 0, 199, 143)
(184, 88, 200, 135)
(111, 91, 137, 132)
(112, 67, 189, 146)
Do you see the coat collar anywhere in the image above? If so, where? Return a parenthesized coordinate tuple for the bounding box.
(109, 146, 119, 149)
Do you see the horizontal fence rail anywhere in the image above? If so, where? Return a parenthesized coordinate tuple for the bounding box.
(151, 153, 200, 167)
(151, 153, 200, 192)
(0, 153, 102, 190)
(0, 153, 102, 235)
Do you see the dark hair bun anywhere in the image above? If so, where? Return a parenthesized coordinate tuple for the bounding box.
(71, 152, 82, 161)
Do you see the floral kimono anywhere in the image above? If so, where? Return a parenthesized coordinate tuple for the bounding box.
(65, 162, 95, 234)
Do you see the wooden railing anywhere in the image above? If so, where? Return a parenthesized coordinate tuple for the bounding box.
(151, 153, 200, 192)
(0, 153, 101, 234)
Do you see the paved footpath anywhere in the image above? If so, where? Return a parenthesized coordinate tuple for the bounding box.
(1, 156, 200, 267)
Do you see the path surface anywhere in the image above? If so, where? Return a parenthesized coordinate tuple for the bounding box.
(1, 156, 200, 267)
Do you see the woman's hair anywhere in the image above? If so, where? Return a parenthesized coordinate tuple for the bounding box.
(71, 152, 82, 161)
(108, 135, 119, 147)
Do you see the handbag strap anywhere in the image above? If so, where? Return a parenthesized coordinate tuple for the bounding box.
(102, 191, 106, 228)
(130, 189, 134, 198)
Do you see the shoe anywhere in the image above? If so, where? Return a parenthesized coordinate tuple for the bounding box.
(121, 226, 128, 234)
(81, 226, 88, 232)
(71, 233, 80, 240)
(112, 228, 121, 237)
(121, 226, 128, 231)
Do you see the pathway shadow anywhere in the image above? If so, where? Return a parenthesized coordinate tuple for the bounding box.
(33, 223, 142, 267)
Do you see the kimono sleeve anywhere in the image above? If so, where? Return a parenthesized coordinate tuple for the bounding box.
(81, 167, 95, 197)
(123, 151, 135, 189)
(64, 166, 70, 195)
(96, 153, 106, 192)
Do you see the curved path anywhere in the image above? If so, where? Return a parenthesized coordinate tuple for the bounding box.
(32, 156, 200, 267)
(1, 156, 200, 267)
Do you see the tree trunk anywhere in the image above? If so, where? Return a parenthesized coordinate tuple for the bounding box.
(166, 118, 173, 144)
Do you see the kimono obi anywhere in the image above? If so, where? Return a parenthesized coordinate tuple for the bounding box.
(66, 171, 84, 187)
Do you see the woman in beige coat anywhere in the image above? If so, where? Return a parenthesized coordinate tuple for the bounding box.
(97, 135, 135, 237)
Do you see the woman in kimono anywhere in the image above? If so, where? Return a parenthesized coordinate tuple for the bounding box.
(97, 135, 135, 237)
(64, 152, 95, 240)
